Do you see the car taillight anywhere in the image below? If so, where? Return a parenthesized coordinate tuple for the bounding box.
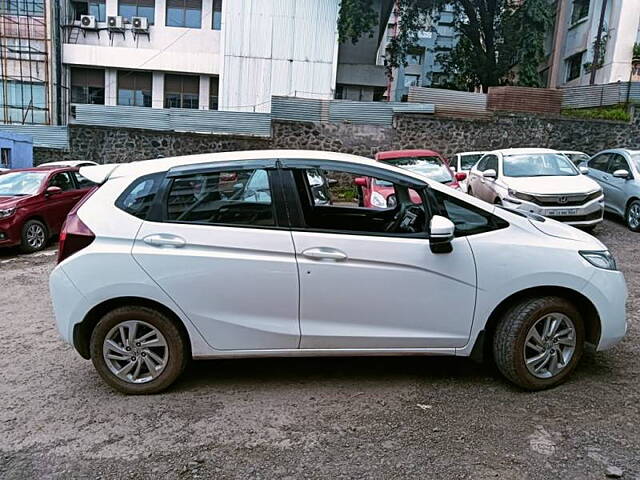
(57, 187, 98, 264)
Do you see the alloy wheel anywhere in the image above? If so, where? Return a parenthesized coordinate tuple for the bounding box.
(26, 224, 46, 249)
(103, 320, 169, 384)
(523, 313, 576, 379)
(628, 203, 640, 229)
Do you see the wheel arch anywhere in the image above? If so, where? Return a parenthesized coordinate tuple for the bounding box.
(625, 196, 640, 212)
(23, 215, 49, 234)
(475, 286, 601, 360)
(73, 296, 192, 360)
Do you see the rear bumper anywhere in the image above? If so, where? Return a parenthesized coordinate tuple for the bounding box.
(49, 265, 88, 345)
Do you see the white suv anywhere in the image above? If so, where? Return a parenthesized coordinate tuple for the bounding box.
(467, 148, 604, 229)
(49, 150, 627, 394)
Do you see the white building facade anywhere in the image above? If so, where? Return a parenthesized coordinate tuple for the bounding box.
(61, 0, 340, 114)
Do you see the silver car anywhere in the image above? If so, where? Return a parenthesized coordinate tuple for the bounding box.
(582, 149, 640, 231)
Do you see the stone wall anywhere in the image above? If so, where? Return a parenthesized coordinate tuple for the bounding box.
(34, 108, 640, 164)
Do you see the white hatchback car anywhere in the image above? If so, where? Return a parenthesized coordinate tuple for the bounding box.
(50, 150, 627, 394)
(467, 148, 604, 229)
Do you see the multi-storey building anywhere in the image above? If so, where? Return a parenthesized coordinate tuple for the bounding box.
(378, 4, 457, 102)
(544, 0, 640, 87)
(0, 0, 58, 124)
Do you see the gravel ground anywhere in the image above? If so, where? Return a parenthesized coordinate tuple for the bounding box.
(0, 216, 639, 480)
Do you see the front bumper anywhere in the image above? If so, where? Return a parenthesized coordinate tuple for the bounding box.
(502, 195, 604, 226)
(0, 216, 21, 247)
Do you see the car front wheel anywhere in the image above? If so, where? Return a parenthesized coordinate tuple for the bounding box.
(20, 219, 48, 253)
(90, 306, 188, 394)
(626, 200, 640, 232)
(493, 296, 584, 390)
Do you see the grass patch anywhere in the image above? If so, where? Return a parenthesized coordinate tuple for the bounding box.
(562, 104, 631, 122)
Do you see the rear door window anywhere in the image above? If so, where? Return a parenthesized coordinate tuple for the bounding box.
(116, 172, 164, 220)
(606, 154, 630, 174)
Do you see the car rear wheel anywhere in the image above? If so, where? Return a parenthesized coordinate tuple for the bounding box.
(20, 219, 48, 253)
(493, 296, 584, 390)
(625, 200, 640, 232)
(90, 306, 188, 394)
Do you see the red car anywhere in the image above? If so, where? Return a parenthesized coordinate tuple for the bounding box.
(0, 166, 95, 253)
(356, 149, 466, 208)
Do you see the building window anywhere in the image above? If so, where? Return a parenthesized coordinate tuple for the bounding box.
(212, 0, 222, 30)
(566, 52, 584, 82)
(70, 67, 105, 105)
(571, 0, 590, 25)
(119, 0, 155, 24)
(0, 80, 47, 124)
(406, 48, 424, 65)
(403, 74, 420, 87)
(166, 0, 201, 28)
(164, 74, 199, 109)
(117, 71, 152, 107)
(0, 0, 44, 16)
(0, 148, 11, 169)
(209, 77, 219, 110)
(72, 0, 106, 22)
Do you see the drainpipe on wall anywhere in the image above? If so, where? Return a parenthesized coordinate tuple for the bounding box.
(590, 0, 608, 85)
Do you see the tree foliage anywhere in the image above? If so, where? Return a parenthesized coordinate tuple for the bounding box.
(338, 0, 554, 91)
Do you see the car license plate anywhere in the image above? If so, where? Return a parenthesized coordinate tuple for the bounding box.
(547, 208, 578, 216)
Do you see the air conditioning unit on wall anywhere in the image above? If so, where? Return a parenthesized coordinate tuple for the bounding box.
(132, 16, 148, 31)
(107, 16, 124, 29)
(80, 15, 96, 29)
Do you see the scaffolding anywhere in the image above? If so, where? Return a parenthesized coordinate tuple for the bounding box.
(0, 0, 51, 124)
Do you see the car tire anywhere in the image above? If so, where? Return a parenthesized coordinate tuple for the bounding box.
(20, 219, 48, 253)
(493, 296, 584, 391)
(90, 306, 188, 395)
(625, 199, 640, 232)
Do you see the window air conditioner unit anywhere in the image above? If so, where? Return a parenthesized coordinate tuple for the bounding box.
(132, 16, 148, 31)
(80, 15, 97, 29)
(107, 15, 124, 29)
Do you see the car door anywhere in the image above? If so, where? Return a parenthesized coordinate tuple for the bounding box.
(587, 153, 613, 209)
(131, 162, 300, 351)
(603, 153, 632, 216)
(43, 171, 85, 234)
(468, 156, 488, 199)
(282, 162, 477, 350)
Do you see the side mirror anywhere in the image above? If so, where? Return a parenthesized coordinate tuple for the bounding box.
(613, 169, 630, 179)
(354, 177, 368, 187)
(579, 166, 589, 174)
(483, 169, 497, 179)
(429, 215, 455, 254)
(46, 186, 62, 196)
(455, 172, 467, 181)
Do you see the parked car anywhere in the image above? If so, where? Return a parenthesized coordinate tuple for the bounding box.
(559, 151, 590, 166)
(450, 151, 487, 192)
(0, 167, 9, 173)
(358, 149, 465, 207)
(467, 148, 604, 229)
(581, 149, 640, 231)
(0, 166, 96, 252)
(38, 160, 99, 168)
(49, 150, 627, 394)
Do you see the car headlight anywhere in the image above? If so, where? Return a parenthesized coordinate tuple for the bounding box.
(371, 191, 387, 208)
(0, 207, 16, 219)
(580, 250, 617, 271)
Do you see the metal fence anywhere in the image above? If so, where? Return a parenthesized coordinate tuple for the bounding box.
(407, 86, 489, 118)
(562, 82, 640, 109)
(0, 125, 69, 149)
(271, 96, 434, 126)
(71, 105, 272, 137)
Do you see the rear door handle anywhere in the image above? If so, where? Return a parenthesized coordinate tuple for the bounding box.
(301, 247, 348, 261)
(143, 234, 186, 248)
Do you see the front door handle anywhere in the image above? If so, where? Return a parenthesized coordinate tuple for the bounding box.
(143, 234, 186, 248)
(301, 247, 348, 261)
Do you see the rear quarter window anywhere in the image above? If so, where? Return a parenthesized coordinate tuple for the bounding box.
(115, 172, 165, 220)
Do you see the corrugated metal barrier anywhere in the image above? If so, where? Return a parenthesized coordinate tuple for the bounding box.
(562, 82, 640, 109)
(0, 125, 69, 149)
(407, 86, 489, 118)
(271, 96, 435, 126)
(72, 105, 272, 137)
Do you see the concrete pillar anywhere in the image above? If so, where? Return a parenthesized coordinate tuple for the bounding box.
(105, 68, 118, 105)
(106, 0, 117, 17)
(152, 72, 165, 108)
(199, 75, 210, 109)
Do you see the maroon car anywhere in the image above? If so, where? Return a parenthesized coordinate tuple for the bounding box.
(0, 166, 95, 253)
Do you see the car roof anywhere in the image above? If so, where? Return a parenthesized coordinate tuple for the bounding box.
(375, 149, 442, 160)
(456, 151, 486, 156)
(82, 149, 453, 187)
(558, 150, 588, 155)
(597, 148, 640, 156)
(488, 148, 559, 156)
(39, 160, 98, 167)
(5, 166, 77, 174)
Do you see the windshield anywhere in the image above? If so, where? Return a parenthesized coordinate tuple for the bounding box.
(0, 171, 46, 196)
(460, 154, 483, 170)
(503, 153, 579, 178)
(564, 153, 590, 165)
(377, 156, 453, 185)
